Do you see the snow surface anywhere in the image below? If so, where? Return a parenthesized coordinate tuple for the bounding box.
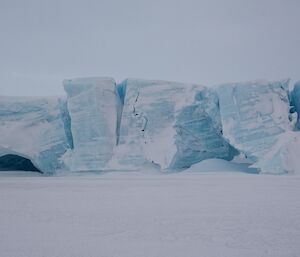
(0, 171, 299, 257)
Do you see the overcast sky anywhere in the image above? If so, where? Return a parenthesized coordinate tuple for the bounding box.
(0, 0, 299, 96)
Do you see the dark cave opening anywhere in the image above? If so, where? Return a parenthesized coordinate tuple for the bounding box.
(0, 154, 41, 173)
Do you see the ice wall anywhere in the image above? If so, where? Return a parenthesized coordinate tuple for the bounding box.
(63, 77, 119, 171)
(112, 79, 236, 170)
(216, 79, 298, 173)
(1, 77, 299, 174)
(0, 96, 70, 173)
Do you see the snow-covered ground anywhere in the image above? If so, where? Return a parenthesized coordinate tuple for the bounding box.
(0, 169, 299, 257)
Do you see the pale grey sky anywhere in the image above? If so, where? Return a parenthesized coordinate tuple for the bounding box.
(0, 0, 299, 96)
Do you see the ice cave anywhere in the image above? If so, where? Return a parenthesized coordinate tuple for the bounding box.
(0, 154, 41, 172)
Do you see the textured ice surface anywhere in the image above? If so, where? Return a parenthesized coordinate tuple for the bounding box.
(216, 79, 297, 173)
(63, 77, 119, 171)
(112, 79, 236, 170)
(0, 96, 70, 173)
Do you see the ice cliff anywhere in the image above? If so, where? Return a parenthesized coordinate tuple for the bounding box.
(112, 79, 237, 170)
(216, 79, 298, 174)
(1, 77, 300, 174)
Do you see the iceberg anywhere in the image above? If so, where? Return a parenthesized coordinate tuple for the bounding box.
(112, 79, 236, 170)
(63, 77, 119, 171)
(216, 79, 298, 173)
(1, 76, 299, 175)
(0, 96, 71, 174)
